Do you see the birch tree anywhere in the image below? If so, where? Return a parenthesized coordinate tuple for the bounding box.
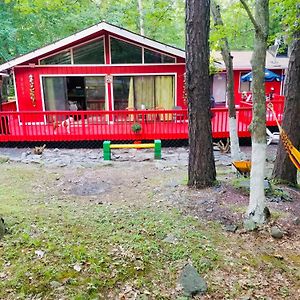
(137, 0, 145, 35)
(186, 0, 216, 188)
(240, 0, 270, 224)
(211, 0, 242, 162)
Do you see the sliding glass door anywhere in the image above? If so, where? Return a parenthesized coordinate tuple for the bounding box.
(113, 75, 175, 110)
(43, 77, 68, 111)
(42, 76, 106, 111)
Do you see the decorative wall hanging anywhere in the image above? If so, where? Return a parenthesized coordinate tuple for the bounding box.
(29, 74, 36, 107)
(183, 73, 187, 106)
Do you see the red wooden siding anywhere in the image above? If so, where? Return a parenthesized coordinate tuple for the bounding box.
(14, 64, 186, 117)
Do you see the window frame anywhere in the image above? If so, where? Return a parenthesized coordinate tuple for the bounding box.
(239, 71, 252, 93)
(108, 35, 177, 65)
(111, 72, 177, 111)
(38, 36, 106, 66)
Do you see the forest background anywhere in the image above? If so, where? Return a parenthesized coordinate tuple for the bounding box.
(0, 0, 295, 64)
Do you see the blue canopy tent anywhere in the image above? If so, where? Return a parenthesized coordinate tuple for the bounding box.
(241, 68, 282, 82)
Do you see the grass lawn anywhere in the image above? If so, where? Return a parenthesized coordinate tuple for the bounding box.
(0, 160, 299, 299)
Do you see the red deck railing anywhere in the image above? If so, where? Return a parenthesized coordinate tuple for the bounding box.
(0, 104, 283, 142)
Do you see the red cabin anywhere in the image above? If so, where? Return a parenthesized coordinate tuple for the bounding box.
(0, 22, 288, 143)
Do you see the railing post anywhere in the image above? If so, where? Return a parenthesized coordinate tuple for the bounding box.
(154, 139, 161, 159)
(103, 140, 111, 160)
(81, 111, 86, 136)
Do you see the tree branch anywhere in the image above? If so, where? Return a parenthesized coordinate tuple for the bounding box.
(240, 0, 260, 34)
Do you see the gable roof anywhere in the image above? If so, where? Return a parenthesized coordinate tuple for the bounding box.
(212, 51, 289, 70)
(0, 21, 186, 72)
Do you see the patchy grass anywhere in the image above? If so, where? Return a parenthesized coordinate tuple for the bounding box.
(0, 166, 220, 299)
(0, 164, 299, 299)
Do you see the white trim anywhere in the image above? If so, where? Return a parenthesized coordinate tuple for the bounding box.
(280, 68, 284, 96)
(0, 22, 185, 72)
(110, 72, 177, 111)
(70, 49, 74, 64)
(12, 69, 21, 126)
(103, 36, 107, 65)
(239, 70, 252, 93)
(15, 63, 185, 68)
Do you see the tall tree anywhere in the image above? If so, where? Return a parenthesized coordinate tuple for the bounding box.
(186, 0, 216, 188)
(272, 27, 300, 184)
(240, 0, 269, 224)
(211, 0, 242, 162)
(137, 0, 145, 35)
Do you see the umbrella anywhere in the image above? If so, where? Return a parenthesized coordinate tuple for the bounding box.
(241, 68, 282, 82)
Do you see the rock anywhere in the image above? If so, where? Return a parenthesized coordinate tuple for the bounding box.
(239, 296, 251, 300)
(0, 218, 5, 239)
(293, 217, 300, 226)
(243, 219, 257, 231)
(205, 208, 213, 213)
(50, 280, 61, 288)
(270, 226, 284, 239)
(21, 152, 30, 160)
(224, 224, 238, 233)
(163, 234, 178, 244)
(236, 179, 270, 191)
(166, 180, 179, 188)
(0, 155, 9, 163)
(179, 264, 207, 296)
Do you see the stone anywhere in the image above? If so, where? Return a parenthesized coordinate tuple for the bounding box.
(0, 155, 9, 163)
(50, 281, 61, 288)
(21, 152, 29, 160)
(224, 224, 238, 233)
(270, 226, 284, 239)
(293, 217, 300, 226)
(179, 264, 207, 296)
(166, 180, 179, 188)
(205, 208, 213, 213)
(243, 219, 257, 231)
(163, 234, 178, 244)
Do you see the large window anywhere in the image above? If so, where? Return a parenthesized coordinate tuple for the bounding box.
(144, 49, 175, 63)
(113, 75, 175, 110)
(85, 77, 106, 110)
(110, 38, 142, 64)
(73, 39, 104, 64)
(40, 50, 71, 65)
(40, 39, 104, 65)
(43, 77, 68, 110)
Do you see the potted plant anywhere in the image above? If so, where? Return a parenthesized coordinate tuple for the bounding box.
(131, 123, 142, 133)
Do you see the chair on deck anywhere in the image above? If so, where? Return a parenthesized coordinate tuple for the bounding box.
(173, 106, 184, 122)
(126, 107, 135, 122)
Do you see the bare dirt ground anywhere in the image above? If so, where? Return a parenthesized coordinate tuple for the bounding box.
(0, 145, 299, 299)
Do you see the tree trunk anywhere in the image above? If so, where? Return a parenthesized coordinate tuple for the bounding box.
(241, 0, 269, 224)
(186, 0, 216, 188)
(272, 31, 300, 184)
(137, 0, 145, 36)
(211, 1, 241, 162)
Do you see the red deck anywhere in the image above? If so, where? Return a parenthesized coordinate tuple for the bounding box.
(0, 100, 284, 143)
